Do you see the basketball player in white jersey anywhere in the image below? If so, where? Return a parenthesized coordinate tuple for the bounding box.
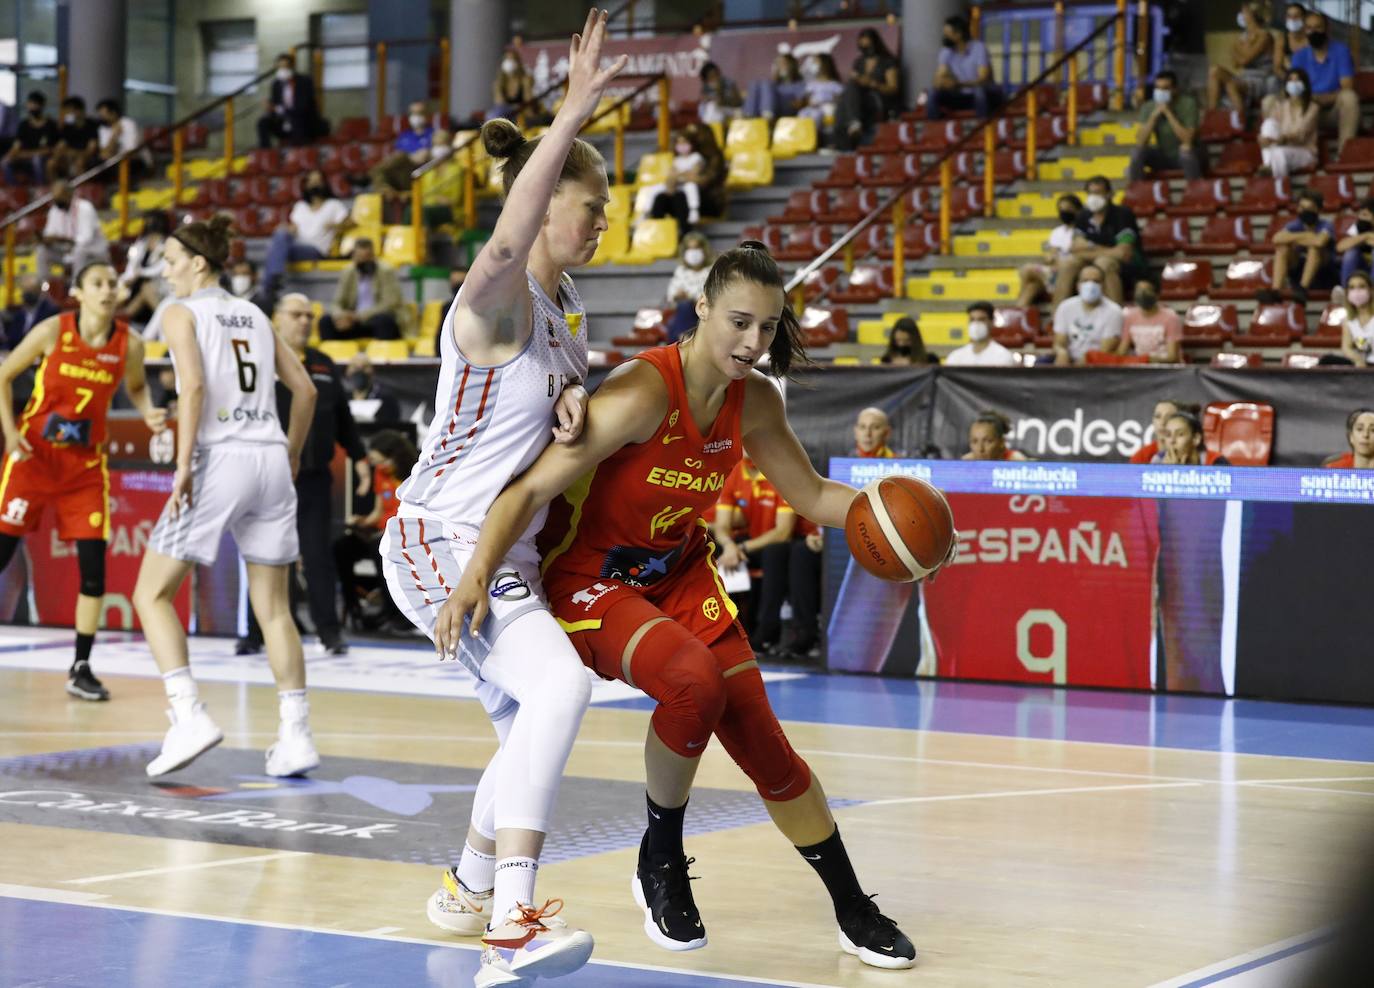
(131, 215, 321, 780)
(378, 11, 625, 987)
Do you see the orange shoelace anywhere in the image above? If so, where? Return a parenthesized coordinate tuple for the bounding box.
(513, 898, 564, 933)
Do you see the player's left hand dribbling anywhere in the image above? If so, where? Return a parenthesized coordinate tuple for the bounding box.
(552, 383, 588, 444)
(434, 571, 489, 661)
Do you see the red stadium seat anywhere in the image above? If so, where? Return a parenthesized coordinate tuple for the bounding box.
(995, 114, 1067, 151)
(1251, 212, 1296, 254)
(869, 120, 919, 152)
(1212, 259, 1273, 299)
(1173, 179, 1231, 216)
(1141, 217, 1190, 254)
(281, 147, 320, 173)
(1211, 352, 1263, 369)
(1328, 137, 1374, 173)
(1356, 71, 1374, 101)
(1212, 141, 1261, 177)
(817, 188, 879, 224)
(1122, 180, 1171, 217)
(773, 188, 823, 224)
(830, 263, 895, 304)
(339, 143, 385, 173)
(327, 116, 372, 145)
(1005, 83, 1060, 114)
(800, 306, 849, 345)
(1182, 303, 1238, 345)
(1084, 350, 1148, 365)
(859, 153, 920, 188)
(1304, 304, 1347, 347)
(1074, 82, 1106, 112)
(818, 154, 859, 188)
(875, 219, 938, 261)
(1203, 401, 1274, 465)
(1189, 214, 1253, 255)
(798, 265, 841, 302)
(944, 184, 986, 221)
(902, 119, 963, 152)
(1306, 174, 1358, 210)
(1232, 176, 1291, 215)
(775, 223, 833, 262)
(1199, 108, 1245, 144)
(1160, 259, 1213, 300)
(1234, 302, 1304, 345)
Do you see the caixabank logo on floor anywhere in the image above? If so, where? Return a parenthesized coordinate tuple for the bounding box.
(0, 745, 860, 866)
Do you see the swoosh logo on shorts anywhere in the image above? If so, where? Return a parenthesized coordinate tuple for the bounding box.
(685, 739, 705, 749)
(769, 783, 792, 795)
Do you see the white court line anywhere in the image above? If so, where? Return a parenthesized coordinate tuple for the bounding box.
(0, 886, 846, 988)
(0, 883, 109, 904)
(63, 850, 310, 886)
(1146, 927, 1330, 988)
(844, 780, 1203, 810)
(360, 926, 403, 936)
(1237, 775, 1374, 784)
(1241, 782, 1374, 798)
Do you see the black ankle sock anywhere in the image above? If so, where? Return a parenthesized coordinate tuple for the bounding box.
(645, 793, 687, 862)
(73, 633, 94, 670)
(797, 826, 865, 917)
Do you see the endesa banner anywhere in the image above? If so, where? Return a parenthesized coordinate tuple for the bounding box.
(823, 458, 1374, 705)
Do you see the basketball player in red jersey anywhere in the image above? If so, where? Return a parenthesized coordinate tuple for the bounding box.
(437, 243, 952, 971)
(0, 261, 167, 700)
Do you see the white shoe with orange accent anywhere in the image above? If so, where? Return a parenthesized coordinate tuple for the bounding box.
(427, 867, 493, 936)
(481, 899, 594, 982)
(474, 945, 526, 988)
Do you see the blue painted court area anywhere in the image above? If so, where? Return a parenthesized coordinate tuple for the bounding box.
(601, 673, 1374, 764)
(0, 897, 763, 988)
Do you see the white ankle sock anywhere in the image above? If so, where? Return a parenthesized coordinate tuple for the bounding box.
(162, 667, 198, 720)
(457, 841, 496, 894)
(492, 857, 538, 920)
(278, 688, 309, 726)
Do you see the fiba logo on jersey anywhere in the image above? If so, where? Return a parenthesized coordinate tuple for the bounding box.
(701, 596, 721, 621)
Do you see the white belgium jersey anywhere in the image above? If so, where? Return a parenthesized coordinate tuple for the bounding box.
(398, 270, 589, 541)
(171, 286, 285, 448)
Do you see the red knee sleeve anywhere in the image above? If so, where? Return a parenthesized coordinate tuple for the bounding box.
(714, 664, 813, 802)
(636, 620, 727, 758)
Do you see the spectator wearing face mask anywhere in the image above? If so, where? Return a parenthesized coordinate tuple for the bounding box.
(2, 91, 56, 185)
(962, 411, 1028, 461)
(226, 258, 272, 313)
(1336, 197, 1374, 285)
(1275, 3, 1310, 75)
(258, 52, 328, 148)
(1340, 272, 1374, 367)
(371, 101, 436, 201)
(1208, 2, 1276, 111)
(489, 48, 534, 120)
(879, 316, 937, 365)
(744, 52, 808, 121)
(1054, 175, 1143, 306)
(836, 27, 901, 149)
(853, 407, 897, 458)
(697, 62, 743, 126)
(1, 273, 60, 350)
(320, 239, 404, 341)
(797, 54, 845, 140)
(1160, 411, 1228, 465)
(946, 302, 1015, 366)
(344, 353, 401, 424)
(262, 169, 353, 294)
(1325, 408, 1374, 468)
(48, 96, 100, 180)
(36, 179, 109, 280)
(1017, 194, 1083, 307)
(1128, 72, 1202, 182)
(1259, 67, 1319, 179)
(1116, 279, 1182, 363)
(928, 15, 1001, 122)
(664, 233, 713, 341)
(1272, 188, 1336, 304)
(116, 209, 170, 323)
(95, 98, 151, 179)
(635, 129, 706, 231)
(1053, 264, 1122, 366)
(1287, 10, 1359, 152)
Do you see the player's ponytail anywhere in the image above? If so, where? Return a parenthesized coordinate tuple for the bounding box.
(481, 117, 605, 201)
(697, 240, 809, 377)
(173, 213, 234, 272)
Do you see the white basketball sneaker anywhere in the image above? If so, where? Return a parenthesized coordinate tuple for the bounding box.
(427, 867, 493, 936)
(482, 899, 593, 982)
(265, 720, 320, 777)
(474, 945, 526, 988)
(146, 703, 223, 777)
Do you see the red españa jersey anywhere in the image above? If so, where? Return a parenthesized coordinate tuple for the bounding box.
(373, 464, 401, 529)
(717, 460, 816, 539)
(539, 343, 745, 590)
(20, 312, 128, 451)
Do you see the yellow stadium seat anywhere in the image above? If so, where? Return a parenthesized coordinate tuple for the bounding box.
(366, 339, 413, 362)
(995, 193, 1061, 220)
(832, 355, 860, 366)
(142, 340, 169, 359)
(771, 117, 817, 158)
(586, 221, 629, 266)
(420, 300, 445, 338)
(622, 218, 678, 263)
(726, 149, 774, 190)
(707, 121, 725, 148)
(725, 118, 770, 159)
(1040, 155, 1129, 181)
(1079, 122, 1141, 147)
(317, 340, 361, 363)
(906, 267, 1021, 301)
(952, 229, 1053, 258)
(339, 226, 382, 257)
(606, 184, 634, 223)
(635, 152, 673, 187)
(413, 335, 438, 357)
(911, 312, 968, 346)
(351, 193, 383, 228)
(856, 320, 891, 346)
(381, 226, 423, 266)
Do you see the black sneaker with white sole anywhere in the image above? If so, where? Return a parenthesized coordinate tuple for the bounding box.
(838, 894, 915, 970)
(632, 833, 707, 951)
(66, 661, 109, 701)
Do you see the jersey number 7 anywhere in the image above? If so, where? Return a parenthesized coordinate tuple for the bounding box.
(231, 338, 257, 393)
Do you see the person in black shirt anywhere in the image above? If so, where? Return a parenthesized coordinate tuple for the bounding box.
(834, 27, 901, 150)
(258, 52, 328, 148)
(237, 293, 370, 657)
(50, 96, 100, 180)
(2, 91, 57, 185)
(1051, 175, 1145, 305)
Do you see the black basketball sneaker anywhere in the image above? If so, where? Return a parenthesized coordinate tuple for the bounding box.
(66, 661, 109, 701)
(838, 893, 916, 969)
(631, 832, 707, 950)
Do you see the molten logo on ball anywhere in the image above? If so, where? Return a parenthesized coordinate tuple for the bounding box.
(844, 476, 955, 583)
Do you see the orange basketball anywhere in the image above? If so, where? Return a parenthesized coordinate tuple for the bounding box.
(844, 476, 956, 582)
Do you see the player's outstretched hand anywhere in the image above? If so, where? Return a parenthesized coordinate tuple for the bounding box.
(559, 9, 629, 127)
(168, 467, 193, 518)
(4, 431, 32, 463)
(433, 569, 489, 662)
(921, 529, 961, 584)
(552, 382, 588, 444)
(143, 407, 168, 434)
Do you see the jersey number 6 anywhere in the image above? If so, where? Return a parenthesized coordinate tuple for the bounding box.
(231, 338, 257, 393)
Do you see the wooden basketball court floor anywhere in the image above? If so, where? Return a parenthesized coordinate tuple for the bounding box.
(2, 626, 1373, 987)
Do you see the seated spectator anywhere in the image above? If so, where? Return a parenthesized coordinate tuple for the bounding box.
(36, 179, 109, 279)
(853, 406, 897, 458)
(635, 129, 706, 231)
(1208, 2, 1276, 111)
(370, 101, 436, 201)
(1160, 410, 1228, 465)
(1324, 408, 1374, 468)
(1279, 10, 1359, 152)
(489, 47, 534, 121)
(2, 91, 56, 185)
(928, 15, 1000, 122)
(797, 54, 845, 140)
(320, 239, 404, 341)
(837, 27, 901, 149)
(1053, 264, 1123, 366)
(345, 353, 401, 424)
(116, 209, 169, 324)
(1129, 72, 1202, 182)
(48, 96, 99, 180)
(258, 52, 327, 148)
(1116, 279, 1183, 363)
(1017, 193, 1083, 306)
(335, 429, 416, 631)
(1259, 67, 1319, 179)
(664, 232, 713, 341)
(95, 98, 150, 178)
(2, 273, 60, 350)
(1131, 398, 1198, 464)
(744, 52, 807, 121)
(1340, 271, 1374, 367)
(1053, 176, 1143, 306)
(1272, 187, 1337, 303)
(681, 122, 726, 218)
(880, 316, 938, 365)
(946, 302, 1015, 366)
(263, 170, 352, 293)
(962, 410, 1028, 461)
(1276, 3, 1310, 75)
(226, 258, 272, 312)
(1337, 197, 1374, 285)
(697, 62, 743, 125)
